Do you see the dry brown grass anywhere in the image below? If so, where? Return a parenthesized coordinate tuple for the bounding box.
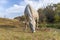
(0, 28, 60, 40)
(0, 18, 60, 40)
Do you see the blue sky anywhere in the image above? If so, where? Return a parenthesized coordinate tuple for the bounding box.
(0, 0, 60, 19)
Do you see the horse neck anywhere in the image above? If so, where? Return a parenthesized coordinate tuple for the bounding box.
(28, 6, 34, 18)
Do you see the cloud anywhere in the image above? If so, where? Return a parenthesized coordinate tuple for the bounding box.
(6, 4, 25, 14)
(19, 0, 42, 10)
(0, 0, 60, 18)
(23, 0, 60, 9)
(4, 4, 25, 18)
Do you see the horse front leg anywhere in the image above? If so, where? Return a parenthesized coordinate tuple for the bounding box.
(24, 16, 28, 31)
(29, 21, 36, 33)
(25, 22, 28, 30)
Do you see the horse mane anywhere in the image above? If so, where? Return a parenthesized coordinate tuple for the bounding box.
(27, 4, 34, 18)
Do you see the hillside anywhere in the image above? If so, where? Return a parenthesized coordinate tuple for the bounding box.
(0, 18, 23, 28)
(0, 18, 60, 40)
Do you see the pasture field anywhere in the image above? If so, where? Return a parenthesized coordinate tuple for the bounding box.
(0, 28, 60, 40)
(0, 18, 60, 40)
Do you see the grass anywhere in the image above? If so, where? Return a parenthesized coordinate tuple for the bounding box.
(38, 23, 60, 29)
(0, 18, 24, 28)
(0, 28, 60, 40)
(0, 18, 60, 40)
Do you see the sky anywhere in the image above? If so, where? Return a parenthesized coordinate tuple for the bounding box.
(0, 0, 60, 19)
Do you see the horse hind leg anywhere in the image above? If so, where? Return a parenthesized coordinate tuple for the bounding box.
(23, 21, 28, 32)
(36, 19, 39, 30)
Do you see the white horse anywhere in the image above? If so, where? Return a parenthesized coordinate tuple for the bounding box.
(24, 4, 39, 33)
